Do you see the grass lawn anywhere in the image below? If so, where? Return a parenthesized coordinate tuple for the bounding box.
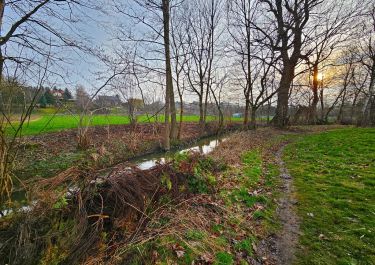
(7, 114, 243, 136)
(284, 128, 375, 264)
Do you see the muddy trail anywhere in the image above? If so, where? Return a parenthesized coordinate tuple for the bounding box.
(256, 144, 300, 265)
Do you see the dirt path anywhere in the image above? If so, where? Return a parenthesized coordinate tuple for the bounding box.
(256, 144, 300, 265)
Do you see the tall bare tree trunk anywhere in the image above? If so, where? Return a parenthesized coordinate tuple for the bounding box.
(361, 62, 375, 126)
(170, 84, 177, 139)
(245, 27, 252, 127)
(199, 94, 205, 129)
(337, 89, 347, 123)
(162, 0, 172, 150)
(320, 88, 325, 121)
(203, 88, 209, 124)
(250, 106, 257, 129)
(0, 0, 5, 81)
(274, 65, 294, 127)
(350, 92, 359, 123)
(0, 0, 4, 27)
(244, 99, 250, 125)
(266, 0, 314, 128)
(178, 97, 183, 139)
(210, 86, 223, 133)
(267, 102, 271, 123)
(309, 64, 320, 124)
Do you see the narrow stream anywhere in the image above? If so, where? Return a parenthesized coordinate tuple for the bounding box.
(133, 136, 227, 170)
(1, 135, 227, 217)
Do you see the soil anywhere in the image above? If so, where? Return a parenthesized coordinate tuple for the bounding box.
(210, 127, 302, 265)
(255, 144, 300, 265)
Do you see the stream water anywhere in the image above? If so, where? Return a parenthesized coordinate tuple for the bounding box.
(132, 136, 227, 170)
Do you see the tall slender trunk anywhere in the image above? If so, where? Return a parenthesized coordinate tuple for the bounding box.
(244, 99, 250, 125)
(170, 86, 177, 139)
(320, 88, 324, 121)
(274, 65, 294, 128)
(361, 62, 375, 126)
(245, 23, 252, 127)
(369, 96, 375, 125)
(210, 86, 223, 133)
(249, 106, 257, 129)
(350, 92, 359, 123)
(203, 88, 209, 123)
(128, 102, 136, 126)
(204, 0, 215, 125)
(174, 51, 184, 139)
(0, 47, 3, 84)
(325, 87, 345, 123)
(162, 0, 172, 150)
(309, 64, 319, 124)
(178, 95, 183, 140)
(336, 89, 347, 123)
(199, 95, 204, 129)
(0, 0, 5, 82)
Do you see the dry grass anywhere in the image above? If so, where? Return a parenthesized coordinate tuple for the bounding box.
(210, 128, 282, 165)
(0, 153, 219, 264)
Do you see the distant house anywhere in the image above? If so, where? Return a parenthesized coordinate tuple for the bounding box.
(51, 88, 64, 99)
(96, 95, 122, 108)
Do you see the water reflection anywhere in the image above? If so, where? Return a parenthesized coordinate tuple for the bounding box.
(135, 137, 226, 170)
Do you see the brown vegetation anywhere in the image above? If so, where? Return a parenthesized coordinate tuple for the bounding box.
(0, 152, 224, 264)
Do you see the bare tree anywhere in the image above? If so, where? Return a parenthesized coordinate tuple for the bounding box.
(210, 72, 228, 130)
(252, 0, 321, 127)
(227, 0, 279, 128)
(0, 56, 50, 205)
(227, 0, 255, 126)
(302, 0, 361, 124)
(162, 0, 174, 148)
(358, 4, 375, 126)
(0, 0, 100, 204)
(182, 0, 223, 129)
(112, 0, 180, 149)
(171, 9, 188, 139)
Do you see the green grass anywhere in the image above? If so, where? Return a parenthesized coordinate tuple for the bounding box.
(7, 114, 241, 136)
(214, 252, 234, 265)
(284, 128, 375, 265)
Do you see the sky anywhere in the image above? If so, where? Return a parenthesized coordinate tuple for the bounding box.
(4, 0, 366, 106)
(2, 1, 114, 92)
(1, 1, 259, 106)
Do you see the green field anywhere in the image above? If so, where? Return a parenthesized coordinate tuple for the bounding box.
(284, 128, 375, 264)
(7, 114, 243, 136)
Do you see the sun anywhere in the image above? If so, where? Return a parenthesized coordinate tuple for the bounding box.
(317, 72, 323, 81)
